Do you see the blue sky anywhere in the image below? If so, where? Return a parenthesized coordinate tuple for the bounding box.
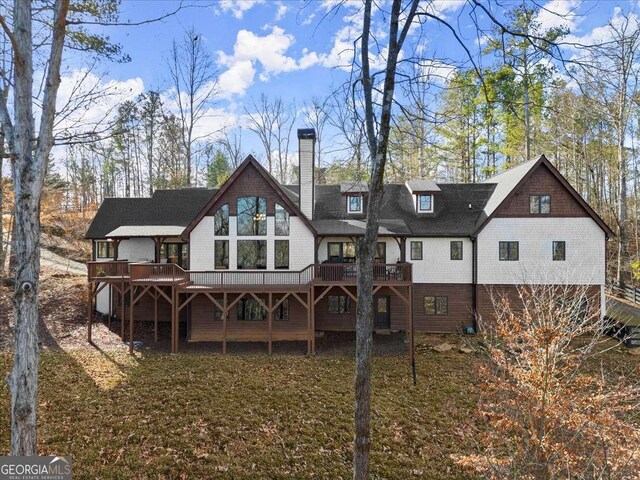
(55, 0, 639, 162)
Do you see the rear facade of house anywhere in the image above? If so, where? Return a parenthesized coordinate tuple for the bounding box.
(85, 129, 613, 354)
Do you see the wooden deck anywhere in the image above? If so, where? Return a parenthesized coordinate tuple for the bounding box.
(87, 261, 414, 357)
(88, 262, 413, 289)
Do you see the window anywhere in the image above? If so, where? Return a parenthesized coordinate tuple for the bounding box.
(161, 243, 188, 269)
(347, 195, 363, 213)
(410, 241, 423, 260)
(237, 196, 267, 235)
(274, 203, 289, 236)
(214, 240, 229, 269)
(417, 194, 433, 213)
(96, 241, 114, 259)
(275, 240, 289, 269)
(213, 303, 223, 321)
(328, 295, 351, 314)
(214, 204, 229, 236)
(274, 298, 289, 321)
(424, 296, 448, 315)
(450, 241, 463, 260)
(343, 242, 356, 261)
(237, 297, 266, 321)
(328, 242, 342, 262)
(530, 194, 551, 214)
(375, 242, 386, 263)
(499, 241, 519, 261)
(237, 240, 267, 269)
(553, 241, 566, 261)
(327, 242, 358, 262)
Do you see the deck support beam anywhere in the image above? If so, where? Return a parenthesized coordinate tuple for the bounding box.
(310, 287, 315, 354)
(268, 293, 273, 355)
(408, 285, 414, 365)
(87, 284, 93, 344)
(223, 292, 228, 354)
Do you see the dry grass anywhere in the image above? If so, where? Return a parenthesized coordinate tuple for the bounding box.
(0, 341, 481, 479)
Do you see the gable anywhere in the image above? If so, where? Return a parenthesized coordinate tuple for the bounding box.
(494, 163, 589, 218)
(204, 162, 298, 217)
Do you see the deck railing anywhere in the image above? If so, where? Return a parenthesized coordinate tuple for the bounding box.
(129, 263, 189, 284)
(88, 261, 412, 287)
(189, 265, 315, 287)
(313, 262, 412, 284)
(87, 261, 130, 281)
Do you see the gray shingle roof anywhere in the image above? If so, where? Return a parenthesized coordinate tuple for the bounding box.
(312, 183, 496, 236)
(87, 182, 497, 239)
(481, 159, 537, 217)
(85, 188, 216, 239)
(406, 179, 441, 193)
(340, 181, 369, 193)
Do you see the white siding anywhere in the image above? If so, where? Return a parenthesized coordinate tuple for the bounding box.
(407, 237, 473, 284)
(189, 215, 314, 271)
(317, 237, 401, 263)
(190, 216, 215, 270)
(96, 286, 110, 314)
(118, 238, 155, 262)
(477, 217, 605, 285)
(289, 217, 316, 269)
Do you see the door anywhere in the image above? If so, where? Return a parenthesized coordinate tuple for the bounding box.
(374, 296, 390, 329)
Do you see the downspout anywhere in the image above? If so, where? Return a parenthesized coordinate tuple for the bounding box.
(471, 236, 478, 333)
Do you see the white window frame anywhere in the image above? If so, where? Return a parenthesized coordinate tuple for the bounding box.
(347, 195, 363, 213)
(416, 194, 433, 213)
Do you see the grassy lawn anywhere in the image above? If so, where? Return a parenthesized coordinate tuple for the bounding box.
(0, 340, 480, 479)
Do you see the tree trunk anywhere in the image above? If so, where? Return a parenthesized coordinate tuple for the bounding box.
(6, 0, 69, 455)
(9, 0, 39, 455)
(0, 127, 4, 276)
(354, 1, 418, 478)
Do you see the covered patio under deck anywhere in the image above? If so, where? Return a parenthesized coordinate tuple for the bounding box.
(87, 261, 414, 360)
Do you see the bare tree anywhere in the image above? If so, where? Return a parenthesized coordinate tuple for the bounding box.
(245, 94, 296, 182)
(577, 14, 640, 287)
(303, 97, 330, 179)
(217, 128, 244, 169)
(166, 26, 218, 185)
(353, 1, 419, 478)
(0, 0, 70, 454)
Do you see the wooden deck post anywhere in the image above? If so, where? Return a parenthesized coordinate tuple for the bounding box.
(108, 284, 112, 328)
(153, 290, 158, 342)
(222, 292, 227, 355)
(408, 285, 414, 364)
(175, 289, 180, 354)
(268, 293, 273, 355)
(310, 287, 315, 354)
(129, 286, 135, 355)
(307, 287, 312, 354)
(87, 283, 93, 344)
(120, 280, 126, 341)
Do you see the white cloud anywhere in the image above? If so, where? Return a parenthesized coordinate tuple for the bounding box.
(218, 60, 256, 98)
(216, 26, 322, 96)
(54, 69, 144, 136)
(536, 0, 582, 32)
(565, 7, 640, 48)
(274, 2, 288, 21)
(215, 0, 264, 20)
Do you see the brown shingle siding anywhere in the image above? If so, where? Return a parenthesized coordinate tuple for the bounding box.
(495, 164, 589, 218)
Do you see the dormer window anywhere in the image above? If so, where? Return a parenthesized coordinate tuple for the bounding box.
(417, 194, 433, 213)
(347, 195, 363, 213)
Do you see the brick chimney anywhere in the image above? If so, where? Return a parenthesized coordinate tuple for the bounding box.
(298, 128, 316, 220)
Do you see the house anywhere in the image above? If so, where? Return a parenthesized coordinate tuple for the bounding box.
(85, 128, 613, 356)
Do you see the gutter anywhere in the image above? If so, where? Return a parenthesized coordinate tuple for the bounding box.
(471, 236, 478, 332)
